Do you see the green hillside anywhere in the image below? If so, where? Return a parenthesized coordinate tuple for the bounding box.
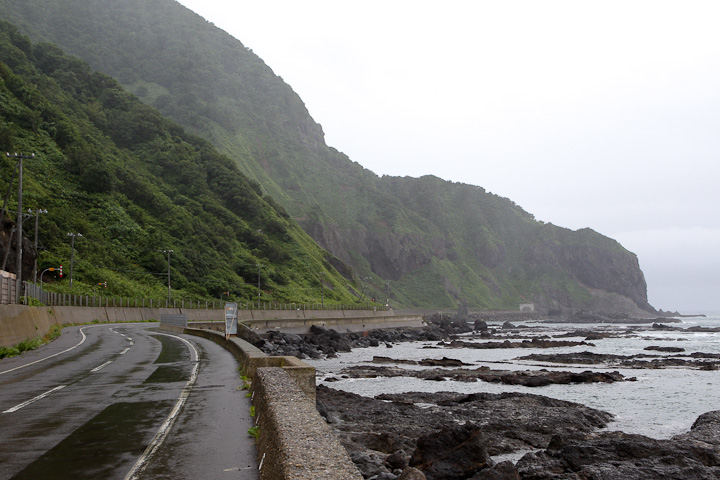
(0, 0, 656, 313)
(0, 21, 358, 306)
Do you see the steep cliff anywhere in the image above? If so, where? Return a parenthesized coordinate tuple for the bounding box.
(0, 0, 657, 313)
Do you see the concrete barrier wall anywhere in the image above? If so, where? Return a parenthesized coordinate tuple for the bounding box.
(161, 325, 360, 479)
(253, 368, 362, 480)
(169, 327, 317, 401)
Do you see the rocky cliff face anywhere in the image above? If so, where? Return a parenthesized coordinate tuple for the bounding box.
(0, 0, 657, 314)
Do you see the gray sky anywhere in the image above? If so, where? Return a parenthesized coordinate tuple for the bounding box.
(176, 0, 720, 313)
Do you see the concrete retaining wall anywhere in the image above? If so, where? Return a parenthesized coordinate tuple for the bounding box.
(1, 305, 424, 346)
(0, 305, 225, 347)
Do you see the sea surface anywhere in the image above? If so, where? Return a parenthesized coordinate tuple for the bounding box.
(307, 313, 720, 439)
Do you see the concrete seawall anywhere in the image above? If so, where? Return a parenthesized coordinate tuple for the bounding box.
(244, 313, 425, 335)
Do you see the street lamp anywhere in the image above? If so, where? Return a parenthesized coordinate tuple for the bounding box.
(161, 249, 173, 304)
(28, 208, 47, 284)
(66, 232, 82, 288)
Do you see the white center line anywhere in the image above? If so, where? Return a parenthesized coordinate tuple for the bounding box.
(119, 347, 131, 355)
(90, 360, 113, 372)
(3, 385, 67, 413)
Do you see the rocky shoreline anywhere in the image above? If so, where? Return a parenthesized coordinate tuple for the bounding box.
(330, 361, 632, 388)
(258, 313, 720, 479)
(317, 387, 720, 479)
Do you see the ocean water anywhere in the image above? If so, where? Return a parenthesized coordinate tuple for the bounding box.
(307, 313, 720, 439)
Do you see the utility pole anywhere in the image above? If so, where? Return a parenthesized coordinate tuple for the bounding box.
(7, 153, 34, 303)
(320, 271, 325, 308)
(28, 208, 47, 284)
(66, 232, 82, 288)
(256, 263, 262, 308)
(162, 249, 173, 304)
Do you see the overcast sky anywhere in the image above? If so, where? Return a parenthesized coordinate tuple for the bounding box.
(176, 0, 720, 313)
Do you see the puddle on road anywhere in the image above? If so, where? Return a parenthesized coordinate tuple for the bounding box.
(143, 364, 191, 384)
(10, 400, 173, 480)
(150, 335, 189, 364)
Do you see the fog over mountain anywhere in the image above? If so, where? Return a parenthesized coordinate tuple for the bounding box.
(3, 0, 716, 313)
(176, 0, 720, 313)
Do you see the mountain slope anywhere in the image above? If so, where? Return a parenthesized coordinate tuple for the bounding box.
(0, 0, 656, 314)
(0, 20, 357, 305)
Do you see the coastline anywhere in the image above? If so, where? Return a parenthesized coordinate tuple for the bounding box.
(260, 312, 720, 479)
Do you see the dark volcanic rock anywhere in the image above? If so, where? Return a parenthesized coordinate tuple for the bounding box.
(426, 313, 473, 335)
(516, 425, 720, 479)
(517, 351, 720, 370)
(644, 345, 685, 353)
(419, 357, 472, 367)
(673, 410, 720, 446)
(410, 423, 492, 480)
(317, 386, 613, 479)
(397, 467, 427, 480)
(339, 363, 631, 387)
(443, 339, 593, 349)
(338, 364, 630, 387)
(474, 319, 489, 331)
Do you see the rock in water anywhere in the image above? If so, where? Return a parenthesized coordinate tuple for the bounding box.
(515, 427, 720, 479)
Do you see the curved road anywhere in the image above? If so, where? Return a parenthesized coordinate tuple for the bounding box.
(0, 323, 258, 479)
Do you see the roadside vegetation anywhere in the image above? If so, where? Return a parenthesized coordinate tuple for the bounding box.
(0, 324, 61, 360)
(0, 21, 362, 308)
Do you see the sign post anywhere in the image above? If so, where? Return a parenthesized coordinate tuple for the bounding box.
(225, 302, 238, 340)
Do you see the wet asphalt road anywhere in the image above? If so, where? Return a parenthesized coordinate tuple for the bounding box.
(0, 323, 258, 479)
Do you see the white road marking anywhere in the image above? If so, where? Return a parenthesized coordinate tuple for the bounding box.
(123, 333, 200, 480)
(0, 327, 89, 376)
(0, 324, 144, 376)
(91, 360, 113, 372)
(2, 385, 67, 413)
(119, 347, 131, 355)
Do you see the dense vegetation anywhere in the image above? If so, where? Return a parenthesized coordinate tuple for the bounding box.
(0, 0, 654, 312)
(0, 21, 359, 305)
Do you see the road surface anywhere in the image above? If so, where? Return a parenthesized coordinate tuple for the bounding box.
(0, 323, 258, 479)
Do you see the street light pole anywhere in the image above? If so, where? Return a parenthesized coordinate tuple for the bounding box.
(66, 232, 82, 288)
(162, 249, 173, 304)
